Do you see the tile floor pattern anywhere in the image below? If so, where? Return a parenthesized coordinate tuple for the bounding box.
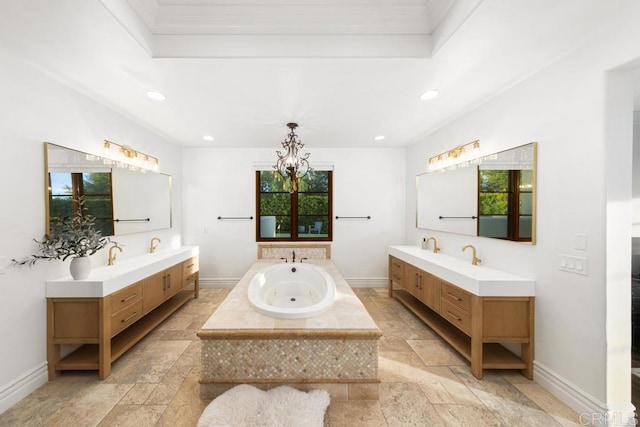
(0, 287, 585, 426)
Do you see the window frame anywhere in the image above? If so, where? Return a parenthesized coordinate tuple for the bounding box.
(255, 170, 333, 242)
(477, 169, 531, 242)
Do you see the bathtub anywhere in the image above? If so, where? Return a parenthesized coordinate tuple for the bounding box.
(248, 262, 336, 319)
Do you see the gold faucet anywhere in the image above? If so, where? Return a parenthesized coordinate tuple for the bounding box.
(425, 237, 440, 253)
(462, 244, 481, 265)
(149, 237, 161, 254)
(108, 244, 123, 266)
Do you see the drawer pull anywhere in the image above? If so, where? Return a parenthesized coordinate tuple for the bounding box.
(446, 311, 461, 321)
(446, 292, 462, 301)
(121, 312, 138, 323)
(187, 263, 195, 268)
(121, 293, 137, 303)
(167, 274, 171, 288)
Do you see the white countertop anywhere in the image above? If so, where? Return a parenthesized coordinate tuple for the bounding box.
(389, 245, 534, 297)
(46, 246, 199, 298)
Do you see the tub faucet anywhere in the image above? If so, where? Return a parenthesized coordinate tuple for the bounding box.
(292, 250, 296, 263)
(108, 244, 123, 266)
(462, 244, 481, 265)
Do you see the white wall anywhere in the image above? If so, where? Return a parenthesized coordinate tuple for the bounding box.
(405, 3, 640, 419)
(0, 49, 183, 413)
(182, 147, 405, 284)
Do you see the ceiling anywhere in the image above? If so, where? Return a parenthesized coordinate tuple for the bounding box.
(0, 0, 621, 149)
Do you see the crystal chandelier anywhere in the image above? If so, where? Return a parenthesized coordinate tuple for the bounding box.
(274, 123, 311, 192)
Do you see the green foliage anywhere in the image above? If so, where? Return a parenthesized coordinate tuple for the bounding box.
(479, 170, 508, 192)
(479, 170, 508, 215)
(479, 193, 508, 215)
(49, 172, 114, 236)
(13, 196, 114, 266)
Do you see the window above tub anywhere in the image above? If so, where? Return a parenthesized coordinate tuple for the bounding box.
(256, 170, 332, 242)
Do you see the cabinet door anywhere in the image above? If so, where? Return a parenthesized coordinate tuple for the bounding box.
(421, 272, 440, 312)
(405, 265, 423, 300)
(164, 264, 184, 299)
(143, 271, 166, 314)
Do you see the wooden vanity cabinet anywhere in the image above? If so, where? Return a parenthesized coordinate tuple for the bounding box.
(47, 257, 199, 380)
(388, 255, 534, 380)
(142, 263, 184, 314)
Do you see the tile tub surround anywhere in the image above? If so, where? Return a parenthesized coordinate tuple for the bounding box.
(257, 242, 331, 261)
(198, 260, 381, 396)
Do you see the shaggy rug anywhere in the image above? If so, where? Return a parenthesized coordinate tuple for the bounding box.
(197, 384, 330, 427)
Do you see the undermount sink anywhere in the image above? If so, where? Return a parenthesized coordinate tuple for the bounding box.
(388, 245, 534, 296)
(46, 246, 199, 298)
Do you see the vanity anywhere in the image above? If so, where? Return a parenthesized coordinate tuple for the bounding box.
(388, 245, 535, 379)
(45, 247, 199, 380)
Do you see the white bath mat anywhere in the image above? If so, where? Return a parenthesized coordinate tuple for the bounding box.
(198, 384, 330, 427)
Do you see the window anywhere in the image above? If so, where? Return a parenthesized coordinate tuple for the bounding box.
(49, 172, 114, 236)
(256, 170, 332, 241)
(478, 169, 532, 242)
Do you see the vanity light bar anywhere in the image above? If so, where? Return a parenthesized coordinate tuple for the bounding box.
(102, 140, 159, 172)
(428, 140, 480, 171)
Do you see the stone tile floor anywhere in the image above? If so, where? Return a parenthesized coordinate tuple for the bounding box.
(0, 287, 584, 426)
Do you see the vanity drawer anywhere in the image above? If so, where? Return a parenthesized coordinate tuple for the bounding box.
(184, 272, 198, 286)
(441, 281, 472, 313)
(390, 257, 405, 284)
(441, 299, 472, 335)
(111, 300, 143, 337)
(110, 282, 143, 315)
(183, 257, 199, 278)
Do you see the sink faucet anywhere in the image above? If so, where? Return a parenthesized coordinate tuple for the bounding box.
(462, 244, 481, 265)
(425, 237, 440, 253)
(149, 237, 161, 253)
(108, 244, 123, 266)
(292, 250, 296, 263)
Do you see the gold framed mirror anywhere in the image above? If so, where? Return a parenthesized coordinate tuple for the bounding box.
(44, 142, 172, 236)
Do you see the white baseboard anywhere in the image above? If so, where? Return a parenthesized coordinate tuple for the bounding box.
(199, 277, 388, 288)
(199, 278, 239, 288)
(345, 277, 388, 288)
(0, 363, 48, 415)
(534, 361, 636, 426)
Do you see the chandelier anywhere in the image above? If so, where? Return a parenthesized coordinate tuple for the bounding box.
(274, 123, 311, 192)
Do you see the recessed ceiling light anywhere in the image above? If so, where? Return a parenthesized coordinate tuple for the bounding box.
(420, 90, 439, 101)
(202, 135, 214, 141)
(146, 90, 166, 101)
(374, 135, 385, 141)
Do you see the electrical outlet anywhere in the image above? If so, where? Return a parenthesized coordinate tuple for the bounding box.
(558, 254, 588, 276)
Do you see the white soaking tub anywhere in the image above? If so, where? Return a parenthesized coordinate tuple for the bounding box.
(248, 262, 336, 319)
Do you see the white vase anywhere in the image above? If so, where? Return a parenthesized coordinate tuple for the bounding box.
(70, 256, 91, 280)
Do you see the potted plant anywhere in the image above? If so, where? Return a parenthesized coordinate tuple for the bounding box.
(13, 196, 114, 279)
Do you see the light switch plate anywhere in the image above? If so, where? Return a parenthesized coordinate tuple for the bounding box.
(0, 257, 7, 274)
(558, 254, 588, 276)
